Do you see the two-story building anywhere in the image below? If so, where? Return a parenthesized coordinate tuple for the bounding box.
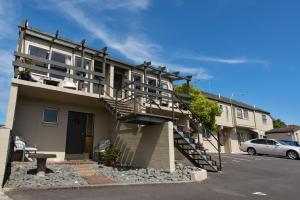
(200, 92, 273, 153)
(1, 20, 222, 186)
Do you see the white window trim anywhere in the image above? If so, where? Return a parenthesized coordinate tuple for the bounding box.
(42, 108, 59, 125)
(262, 114, 267, 124)
(236, 107, 249, 120)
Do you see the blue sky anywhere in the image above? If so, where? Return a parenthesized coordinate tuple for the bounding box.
(0, 0, 299, 125)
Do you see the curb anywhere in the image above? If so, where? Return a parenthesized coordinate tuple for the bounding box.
(3, 180, 202, 192)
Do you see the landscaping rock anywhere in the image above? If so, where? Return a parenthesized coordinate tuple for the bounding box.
(4, 162, 88, 189)
(91, 163, 200, 183)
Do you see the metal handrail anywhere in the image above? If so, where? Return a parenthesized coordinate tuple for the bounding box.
(172, 91, 222, 170)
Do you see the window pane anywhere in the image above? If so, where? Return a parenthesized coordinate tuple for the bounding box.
(43, 109, 58, 123)
(244, 110, 249, 119)
(50, 51, 70, 79)
(133, 74, 142, 90)
(28, 45, 49, 75)
(148, 78, 157, 94)
(266, 140, 276, 145)
(262, 115, 267, 124)
(236, 108, 243, 119)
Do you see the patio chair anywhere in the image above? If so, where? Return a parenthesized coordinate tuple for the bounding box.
(93, 139, 111, 162)
(14, 136, 38, 161)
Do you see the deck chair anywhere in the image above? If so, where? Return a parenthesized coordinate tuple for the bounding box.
(14, 136, 38, 161)
(93, 139, 111, 162)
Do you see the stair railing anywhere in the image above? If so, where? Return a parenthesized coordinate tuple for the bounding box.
(172, 91, 222, 171)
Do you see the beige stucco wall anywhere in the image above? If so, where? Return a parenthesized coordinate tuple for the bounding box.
(0, 128, 11, 186)
(235, 109, 256, 128)
(13, 95, 111, 161)
(254, 112, 273, 132)
(112, 121, 175, 172)
(215, 103, 234, 127)
(5, 83, 18, 130)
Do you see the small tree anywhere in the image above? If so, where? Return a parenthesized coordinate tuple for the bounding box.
(273, 118, 286, 128)
(175, 83, 222, 131)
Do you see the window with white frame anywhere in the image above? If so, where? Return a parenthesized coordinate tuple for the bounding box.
(28, 45, 50, 76)
(43, 108, 58, 124)
(236, 107, 243, 119)
(50, 51, 71, 79)
(225, 106, 229, 121)
(262, 114, 267, 124)
(236, 107, 249, 119)
(132, 73, 142, 90)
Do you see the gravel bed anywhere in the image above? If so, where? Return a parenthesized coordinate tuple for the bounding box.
(92, 163, 200, 183)
(4, 162, 88, 189)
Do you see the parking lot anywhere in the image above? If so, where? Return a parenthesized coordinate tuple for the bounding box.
(6, 153, 300, 200)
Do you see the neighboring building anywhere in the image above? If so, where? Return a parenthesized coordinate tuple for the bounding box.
(1, 20, 222, 185)
(201, 92, 273, 153)
(266, 125, 300, 143)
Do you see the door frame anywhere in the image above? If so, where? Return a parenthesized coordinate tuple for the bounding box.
(65, 111, 87, 154)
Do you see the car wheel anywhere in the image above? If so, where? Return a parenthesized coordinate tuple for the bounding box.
(247, 147, 256, 156)
(287, 150, 299, 160)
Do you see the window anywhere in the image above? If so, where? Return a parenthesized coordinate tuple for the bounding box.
(147, 78, 157, 95)
(262, 114, 267, 124)
(43, 109, 58, 124)
(236, 108, 243, 119)
(50, 51, 71, 79)
(93, 60, 103, 94)
(244, 110, 249, 119)
(132, 73, 142, 90)
(225, 107, 229, 121)
(266, 140, 277, 145)
(28, 45, 50, 75)
(75, 57, 91, 91)
(236, 107, 249, 119)
(251, 139, 266, 144)
(161, 81, 170, 104)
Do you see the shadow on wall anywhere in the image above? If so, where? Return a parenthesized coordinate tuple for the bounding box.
(112, 120, 162, 168)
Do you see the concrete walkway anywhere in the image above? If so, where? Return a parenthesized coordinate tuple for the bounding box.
(0, 191, 11, 200)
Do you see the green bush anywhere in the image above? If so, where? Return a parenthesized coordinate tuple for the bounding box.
(102, 146, 121, 166)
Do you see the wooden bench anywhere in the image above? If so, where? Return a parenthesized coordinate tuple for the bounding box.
(29, 153, 56, 176)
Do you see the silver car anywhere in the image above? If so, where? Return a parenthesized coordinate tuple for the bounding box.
(240, 139, 300, 160)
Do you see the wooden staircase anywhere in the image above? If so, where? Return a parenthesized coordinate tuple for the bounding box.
(101, 98, 134, 118)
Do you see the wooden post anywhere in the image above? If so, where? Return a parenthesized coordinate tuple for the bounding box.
(101, 47, 108, 96)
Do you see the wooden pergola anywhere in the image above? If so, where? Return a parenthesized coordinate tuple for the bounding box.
(135, 61, 192, 94)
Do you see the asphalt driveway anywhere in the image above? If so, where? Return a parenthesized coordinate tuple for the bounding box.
(5, 154, 300, 200)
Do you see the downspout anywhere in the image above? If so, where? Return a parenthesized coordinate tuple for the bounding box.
(253, 105, 258, 138)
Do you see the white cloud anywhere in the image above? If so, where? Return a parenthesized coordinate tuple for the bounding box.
(187, 55, 270, 65)
(0, 0, 19, 39)
(35, 0, 212, 80)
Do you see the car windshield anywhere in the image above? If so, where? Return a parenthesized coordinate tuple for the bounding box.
(276, 140, 288, 145)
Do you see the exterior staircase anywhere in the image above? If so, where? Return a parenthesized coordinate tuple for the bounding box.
(101, 85, 221, 172)
(173, 125, 218, 172)
(101, 98, 134, 119)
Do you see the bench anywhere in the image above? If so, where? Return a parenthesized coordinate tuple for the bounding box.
(29, 153, 56, 176)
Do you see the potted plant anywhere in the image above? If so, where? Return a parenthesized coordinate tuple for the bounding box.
(18, 68, 31, 80)
(102, 146, 121, 167)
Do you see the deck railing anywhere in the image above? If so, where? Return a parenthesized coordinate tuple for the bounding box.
(13, 51, 105, 94)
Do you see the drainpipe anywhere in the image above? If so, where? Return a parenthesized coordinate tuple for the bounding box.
(253, 105, 258, 138)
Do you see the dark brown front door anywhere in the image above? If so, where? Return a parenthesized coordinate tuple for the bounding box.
(66, 111, 87, 154)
